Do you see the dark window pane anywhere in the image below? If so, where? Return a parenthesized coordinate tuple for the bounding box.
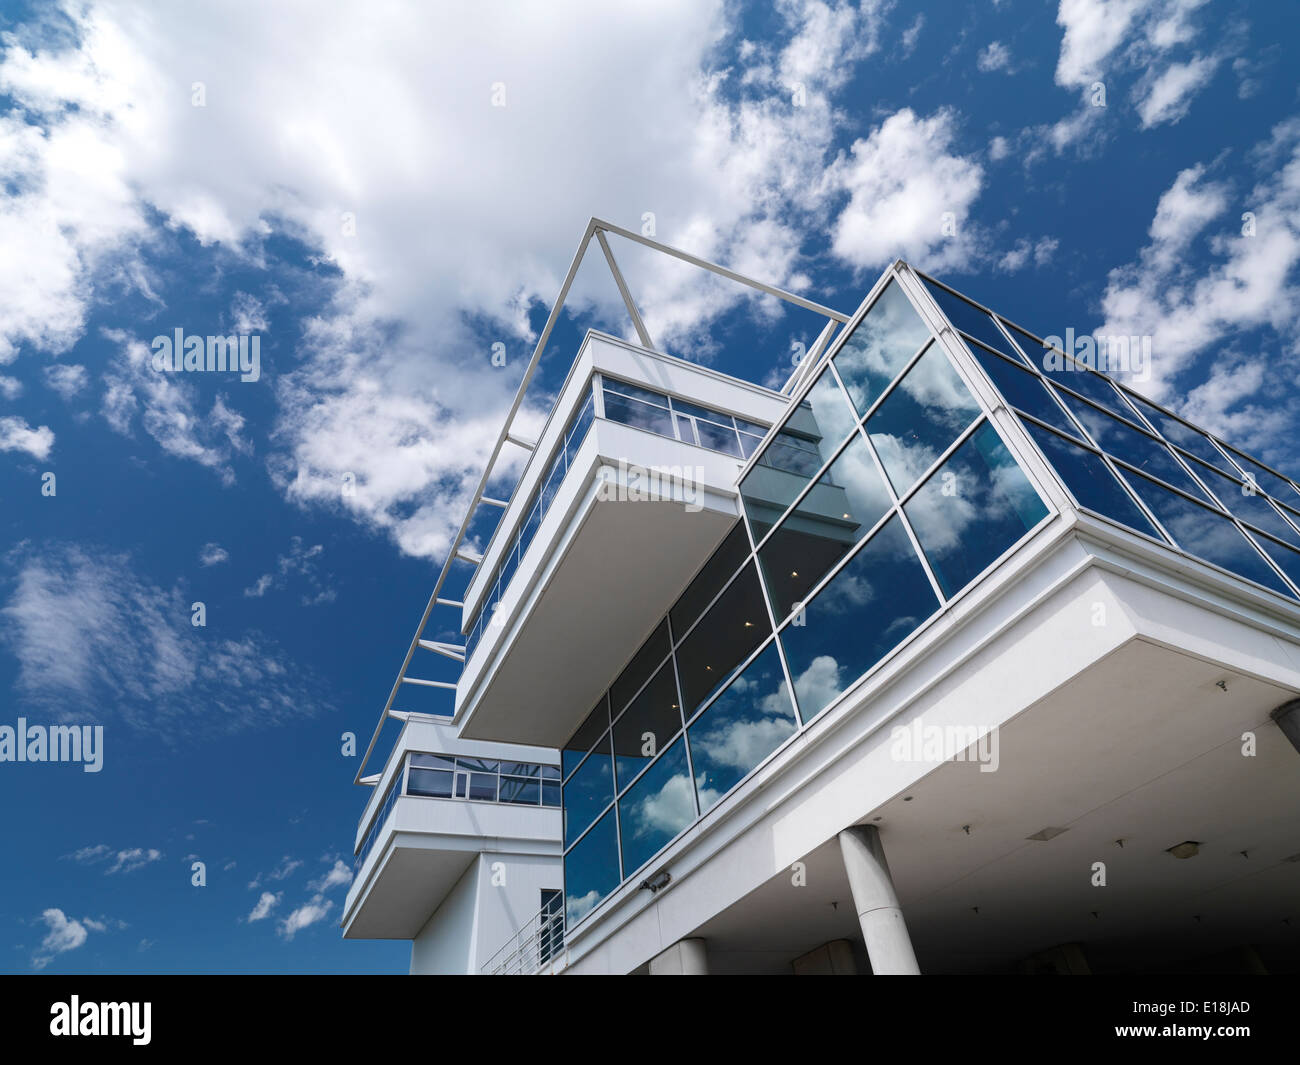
(921, 278, 1018, 362)
(735, 415, 768, 435)
(738, 432, 764, 459)
(779, 515, 938, 720)
(565, 393, 595, 467)
(407, 768, 453, 798)
(499, 762, 540, 777)
(742, 369, 854, 542)
(1121, 469, 1294, 597)
(670, 523, 752, 639)
(1223, 447, 1300, 504)
(835, 280, 933, 416)
(500, 776, 541, 804)
(1183, 458, 1300, 548)
(542, 781, 561, 807)
(563, 733, 614, 845)
(1041, 362, 1143, 426)
(967, 341, 1081, 440)
(1004, 324, 1054, 370)
(675, 562, 770, 718)
(519, 496, 541, 558)
(540, 453, 565, 512)
(612, 661, 683, 790)
(604, 380, 667, 406)
(688, 641, 796, 814)
(1054, 390, 1214, 502)
(611, 619, 670, 714)
(562, 696, 609, 780)
(866, 342, 983, 497)
(564, 809, 619, 927)
(758, 432, 893, 620)
(695, 418, 743, 457)
(1246, 531, 1300, 594)
(906, 421, 1049, 598)
(617, 737, 693, 877)
(674, 414, 695, 445)
(540, 765, 561, 781)
(466, 772, 497, 802)
(455, 757, 500, 773)
(671, 397, 722, 421)
(1021, 420, 1160, 538)
(1124, 396, 1241, 476)
(409, 753, 455, 770)
(603, 392, 674, 437)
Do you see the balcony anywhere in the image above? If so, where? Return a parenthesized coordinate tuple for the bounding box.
(342, 717, 561, 941)
(453, 332, 793, 748)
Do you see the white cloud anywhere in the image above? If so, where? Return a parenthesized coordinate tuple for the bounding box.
(43, 363, 88, 398)
(977, 41, 1013, 73)
(32, 908, 109, 969)
(246, 891, 281, 922)
(0, 415, 54, 459)
(241, 536, 334, 604)
(198, 542, 228, 566)
(1134, 53, 1220, 128)
(827, 108, 985, 273)
(1054, 0, 1148, 90)
(988, 135, 1011, 161)
(278, 895, 333, 939)
(0, 375, 23, 399)
(900, 15, 925, 56)
(106, 847, 163, 874)
(307, 859, 353, 893)
(248, 856, 303, 890)
(0, 542, 327, 731)
(998, 236, 1061, 272)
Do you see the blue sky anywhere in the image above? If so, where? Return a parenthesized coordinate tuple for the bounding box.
(0, 0, 1296, 973)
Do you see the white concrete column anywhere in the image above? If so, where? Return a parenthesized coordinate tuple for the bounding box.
(648, 937, 708, 975)
(837, 825, 920, 975)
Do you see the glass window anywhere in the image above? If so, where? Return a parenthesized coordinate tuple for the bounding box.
(758, 431, 893, 620)
(1021, 420, 1160, 538)
(834, 280, 934, 416)
(409, 753, 455, 770)
(1054, 390, 1214, 502)
(564, 809, 620, 927)
(604, 380, 668, 406)
(563, 733, 614, 846)
(612, 661, 682, 790)
(499, 761, 540, 777)
(611, 619, 671, 714)
(539, 453, 565, 512)
(800, 365, 860, 450)
(688, 641, 796, 814)
(1183, 458, 1300, 547)
(1120, 469, 1294, 597)
(738, 431, 764, 459)
(1042, 363, 1143, 426)
(694, 418, 743, 457)
(779, 515, 939, 720)
(966, 341, 1082, 440)
(670, 397, 723, 422)
(1246, 531, 1300, 594)
(906, 421, 1049, 598)
(675, 562, 770, 718)
(455, 757, 500, 773)
(542, 781, 561, 807)
(921, 278, 1019, 362)
(735, 415, 768, 435)
(1223, 447, 1300, 504)
(407, 768, 453, 798)
(562, 697, 609, 780)
(670, 523, 751, 638)
(540, 765, 561, 781)
(1124, 401, 1239, 482)
(866, 342, 983, 498)
(603, 391, 674, 437)
(519, 495, 542, 558)
(674, 414, 696, 445)
(499, 776, 541, 805)
(461, 772, 498, 802)
(565, 392, 595, 467)
(617, 737, 693, 877)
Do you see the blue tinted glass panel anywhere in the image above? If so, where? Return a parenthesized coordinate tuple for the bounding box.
(564, 809, 619, 927)
(1120, 470, 1294, 597)
(688, 641, 796, 814)
(779, 515, 939, 720)
(617, 737, 693, 876)
(563, 733, 614, 844)
(1123, 396, 1239, 475)
(604, 380, 667, 405)
(1223, 447, 1300, 504)
(410, 753, 455, 770)
(695, 418, 743, 457)
(407, 768, 453, 798)
(758, 431, 893, 619)
(562, 697, 609, 780)
(866, 343, 982, 497)
(906, 421, 1049, 598)
(675, 562, 770, 717)
(1040, 363, 1142, 425)
(611, 619, 671, 714)
(500, 777, 540, 805)
(612, 661, 682, 791)
(835, 280, 933, 416)
(542, 781, 561, 807)
(1246, 531, 1300, 593)
(1021, 420, 1160, 539)
(1184, 458, 1300, 547)
(966, 341, 1082, 440)
(603, 392, 674, 437)
(921, 278, 1019, 361)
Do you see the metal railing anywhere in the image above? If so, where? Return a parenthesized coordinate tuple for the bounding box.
(481, 898, 566, 975)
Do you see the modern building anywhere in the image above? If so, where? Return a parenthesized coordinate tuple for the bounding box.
(344, 219, 1300, 975)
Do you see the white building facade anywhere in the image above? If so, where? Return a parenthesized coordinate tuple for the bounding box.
(344, 220, 1300, 975)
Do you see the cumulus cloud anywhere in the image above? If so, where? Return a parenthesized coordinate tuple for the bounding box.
(32, 908, 112, 969)
(278, 895, 333, 940)
(246, 891, 281, 922)
(307, 858, 353, 894)
(44, 363, 88, 398)
(198, 542, 229, 566)
(0, 415, 53, 459)
(977, 41, 1013, 73)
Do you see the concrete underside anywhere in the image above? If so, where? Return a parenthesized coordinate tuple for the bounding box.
(666, 638, 1300, 973)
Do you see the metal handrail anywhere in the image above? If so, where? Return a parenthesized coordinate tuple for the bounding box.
(481, 899, 565, 975)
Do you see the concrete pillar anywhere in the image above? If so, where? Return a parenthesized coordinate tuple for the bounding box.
(648, 938, 708, 975)
(837, 824, 920, 975)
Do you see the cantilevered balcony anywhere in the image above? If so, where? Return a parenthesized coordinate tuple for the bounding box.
(454, 332, 792, 748)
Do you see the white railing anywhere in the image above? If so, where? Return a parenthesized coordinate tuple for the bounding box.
(482, 901, 565, 975)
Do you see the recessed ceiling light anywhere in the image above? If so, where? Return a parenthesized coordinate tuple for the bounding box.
(1167, 841, 1201, 859)
(1026, 826, 1069, 842)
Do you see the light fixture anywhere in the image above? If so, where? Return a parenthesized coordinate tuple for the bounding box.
(1167, 841, 1201, 859)
(790, 570, 798, 577)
